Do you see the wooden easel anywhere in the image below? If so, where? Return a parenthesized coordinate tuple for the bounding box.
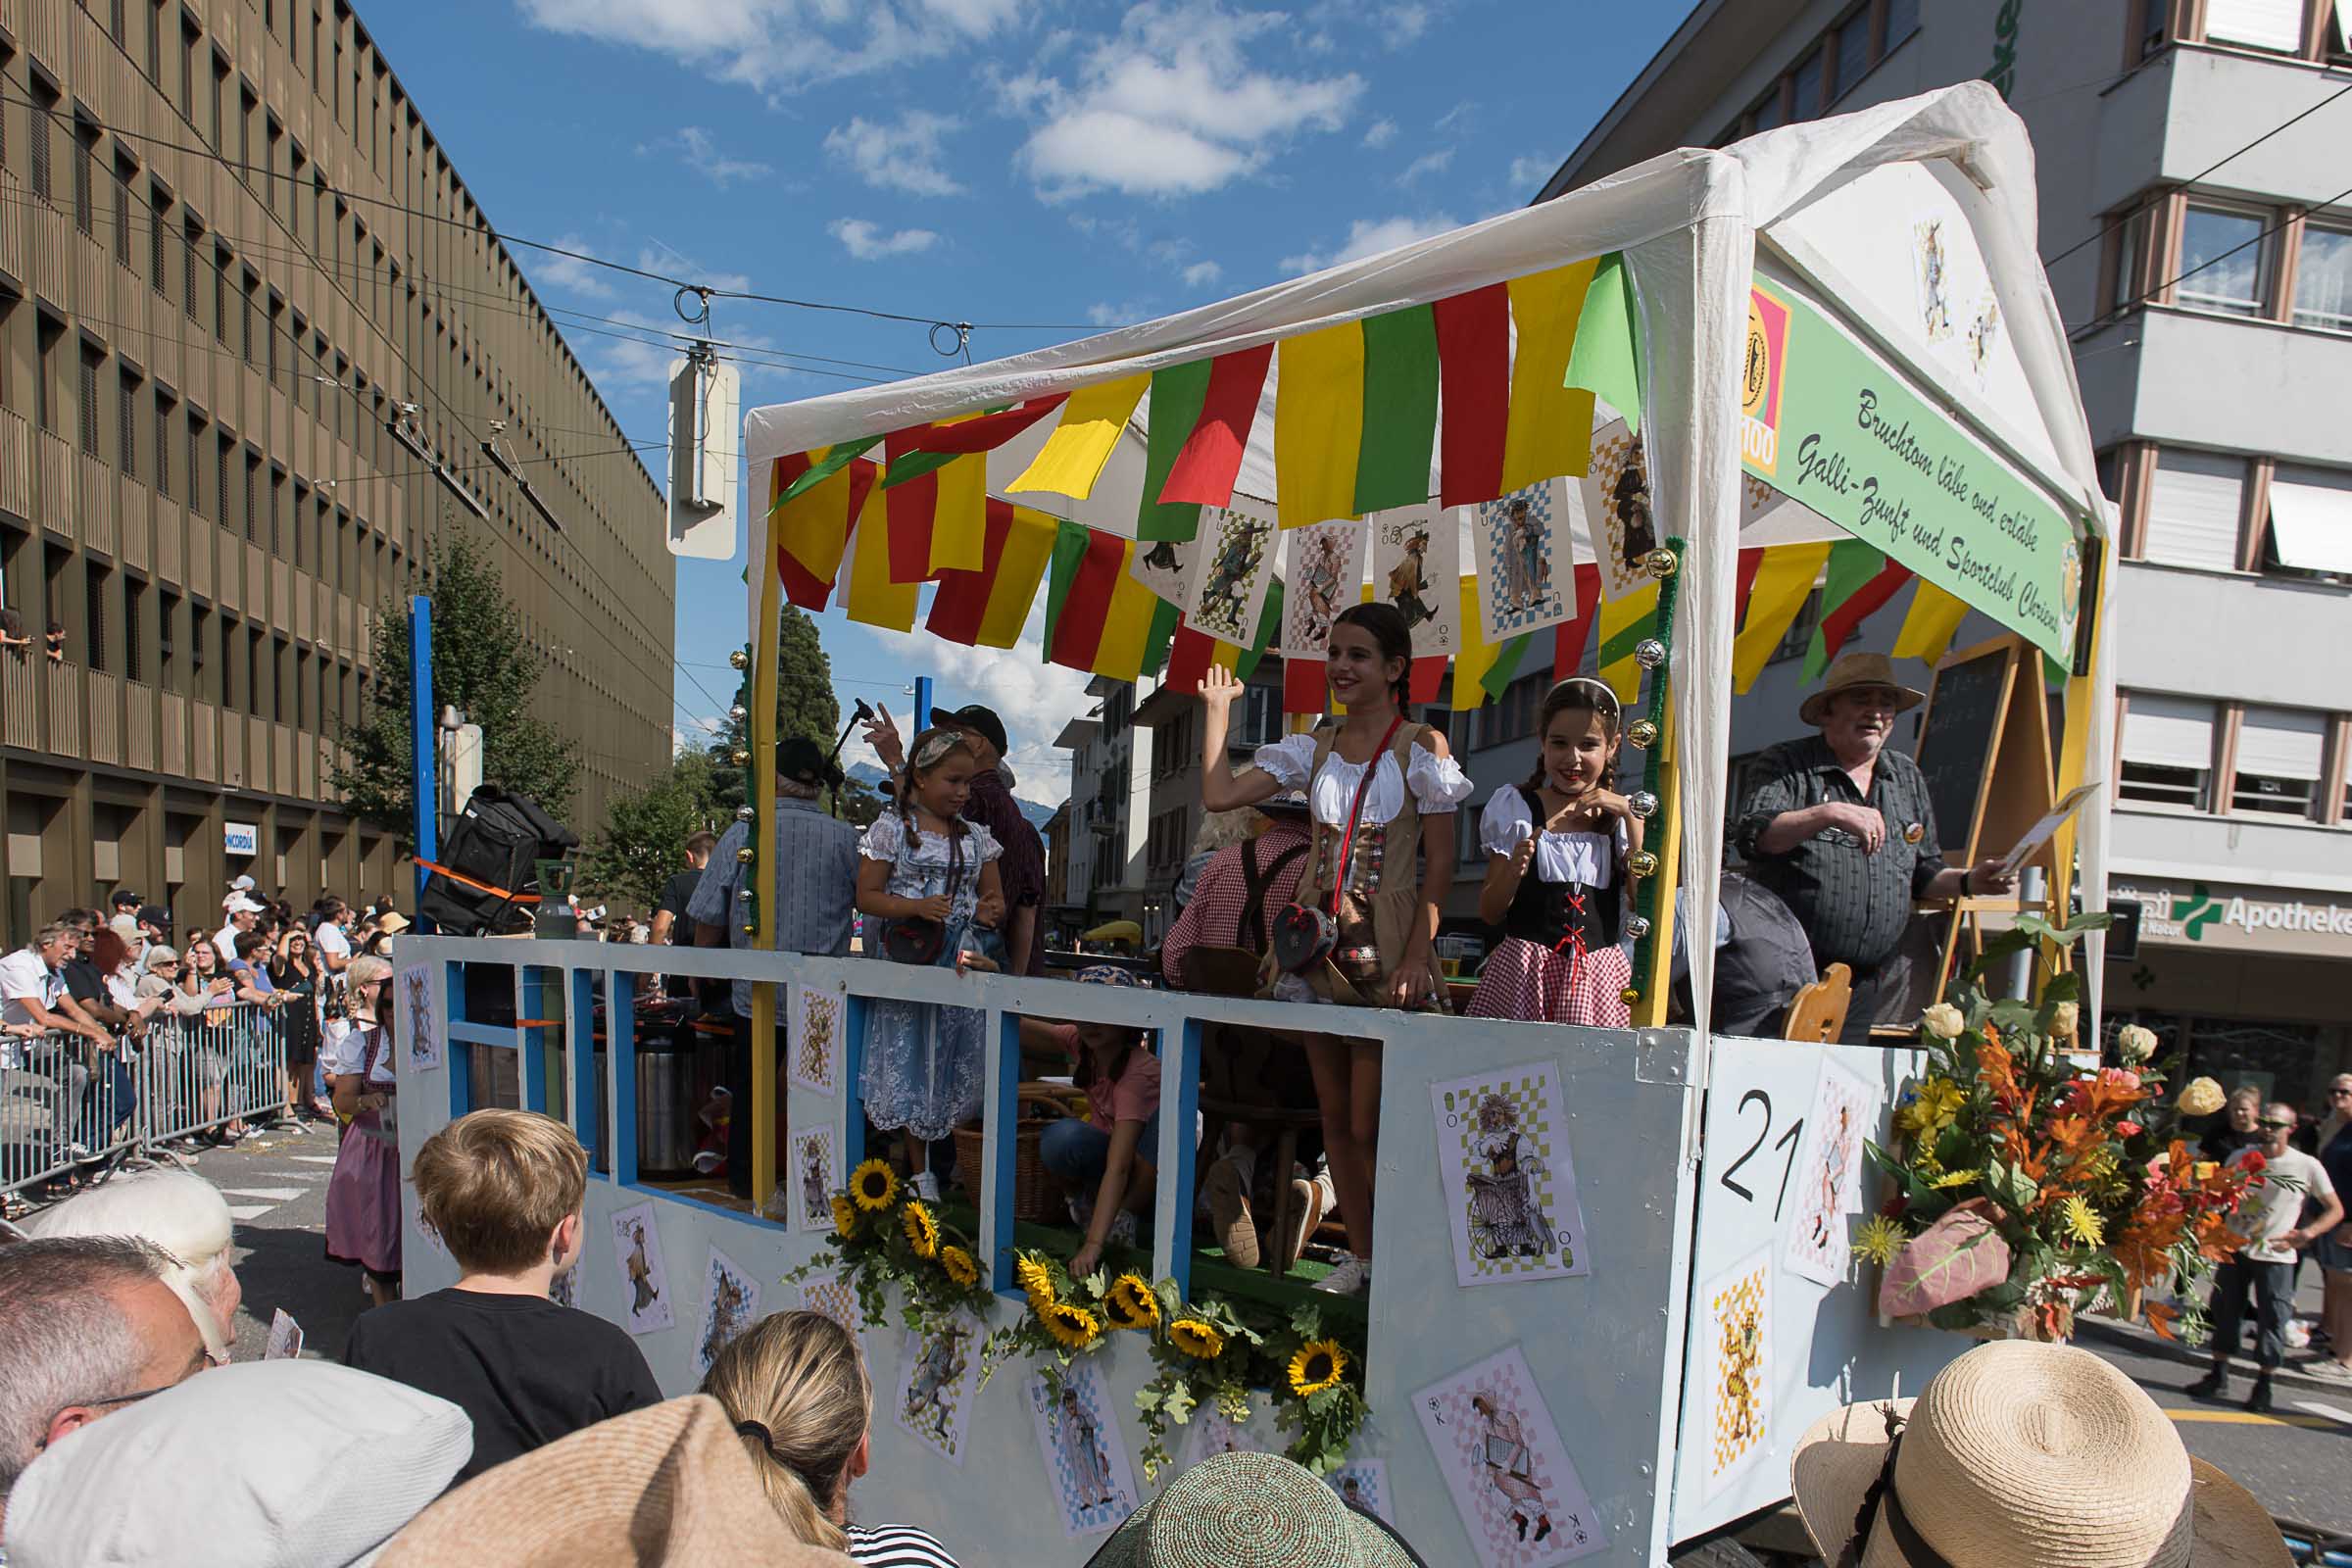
(1913, 632, 2059, 993)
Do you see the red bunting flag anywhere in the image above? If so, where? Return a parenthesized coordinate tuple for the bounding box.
(1158, 344, 1275, 509)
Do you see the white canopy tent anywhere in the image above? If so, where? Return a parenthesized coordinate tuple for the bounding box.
(742, 80, 2116, 1035)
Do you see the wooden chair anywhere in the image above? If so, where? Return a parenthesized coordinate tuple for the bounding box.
(1784, 962, 1853, 1044)
(1180, 945, 1323, 1277)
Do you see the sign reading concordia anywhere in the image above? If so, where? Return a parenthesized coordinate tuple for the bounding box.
(1740, 273, 2083, 663)
(224, 821, 259, 857)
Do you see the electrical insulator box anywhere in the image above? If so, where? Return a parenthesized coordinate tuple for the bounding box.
(666, 354, 739, 560)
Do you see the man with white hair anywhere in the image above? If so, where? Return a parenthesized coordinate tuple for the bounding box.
(26, 1168, 244, 1362)
(0, 1235, 210, 1533)
(215, 896, 265, 970)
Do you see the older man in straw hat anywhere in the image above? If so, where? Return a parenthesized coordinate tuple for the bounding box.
(1790, 1339, 2288, 1567)
(1734, 651, 2015, 1043)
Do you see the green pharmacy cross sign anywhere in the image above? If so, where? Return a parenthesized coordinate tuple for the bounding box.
(1740, 274, 2084, 662)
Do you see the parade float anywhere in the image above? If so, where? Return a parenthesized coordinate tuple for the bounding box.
(393, 83, 2128, 1564)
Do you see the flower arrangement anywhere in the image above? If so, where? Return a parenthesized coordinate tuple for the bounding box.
(784, 1159, 996, 1337)
(1863, 911, 2280, 1345)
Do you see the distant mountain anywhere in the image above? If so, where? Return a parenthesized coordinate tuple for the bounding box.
(845, 760, 1057, 832)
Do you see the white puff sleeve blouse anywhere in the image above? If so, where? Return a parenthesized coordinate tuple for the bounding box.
(1478, 784, 1626, 886)
(1253, 732, 1474, 827)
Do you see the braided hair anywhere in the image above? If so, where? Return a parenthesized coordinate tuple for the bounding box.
(1522, 678, 1623, 799)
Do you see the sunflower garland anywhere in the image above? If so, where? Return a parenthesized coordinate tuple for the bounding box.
(1168, 1317, 1226, 1359)
(830, 1194, 859, 1241)
(1042, 1300, 1103, 1349)
(1014, 1255, 1057, 1307)
(849, 1158, 899, 1211)
(1287, 1340, 1348, 1397)
(783, 1160, 993, 1345)
(940, 1246, 979, 1288)
(903, 1199, 940, 1259)
(1105, 1274, 1160, 1331)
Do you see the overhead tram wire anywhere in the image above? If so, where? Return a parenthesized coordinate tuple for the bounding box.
(2073, 172, 2352, 333)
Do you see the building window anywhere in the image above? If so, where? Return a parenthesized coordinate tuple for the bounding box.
(187, 417, 204, 517)
(182, 222, 202, 324)
(2119, 694, 2216, 808)
(124, 580, 143, 683)
(2176, 204, 2269, 317)
(2292, 222, 2352, 332)
(1771, 589, 1824, 664)
(2232, 707, 2325, 816)
(2141, 449, 2245, 569)
(1789, 48, 1825, 122)
(28, 82, 55, 203)
(117, 369, 138, 480)
(1831, 7, 1875, 100)
(85, 568, 108, 673)
(1882, 0, 1919, 51)
(2264, 464, 2352, 578)
(73, 121, 96, 235)
(148, 188, 170, 295)
(112, 156, 134, 266)
(154, 391, 173, 500)
(2202, 0, 2306, 52)
(77, 346, 102, 458)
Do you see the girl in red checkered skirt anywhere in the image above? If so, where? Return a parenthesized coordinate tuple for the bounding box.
(1467, 679, 1641, 1028)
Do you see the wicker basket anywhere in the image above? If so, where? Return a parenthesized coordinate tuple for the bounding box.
(954, 1083, 1090, 1224)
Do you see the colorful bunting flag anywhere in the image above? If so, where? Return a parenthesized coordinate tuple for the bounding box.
(1732, 540, 1830, 694)
(1141, 597, 1183, 679)
(1891, 579, 1971, 666)
(1563, 252, 1644, 434)
(1044, 522, 1129, 672)
(1354, 306, 1439, 514)
(878, 399, 1067, 489)
(1550, 563, 1603, 680)
(1803, 540, 1907, 678)
(1159, 345, 1274, 509)
(1453, 575, 1496, 711)
(767, 450, 873, 612)
(1137, 362, 1210, 543)
(1433, 284, 1510, 508)
(1276, 321, 1366, 530)
(769, 437, 878, 515)
(1500, 258, 1600, 495)
(882, 427, 988, 583)
(926, 500, 1056, 649)
(1480, 632, 1538, 702)
(1008, 374, 1149, 500)
(1284, 653, 1327, 715)
(843, 482, 915, 632)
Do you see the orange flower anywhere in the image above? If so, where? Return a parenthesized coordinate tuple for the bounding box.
(2144, 1300, 2181, 1342)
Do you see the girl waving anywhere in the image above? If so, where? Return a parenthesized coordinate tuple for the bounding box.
(1198, 602, 1471, 1296)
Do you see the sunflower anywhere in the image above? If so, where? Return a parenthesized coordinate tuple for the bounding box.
(1287, 1339, 1348, 1397)
(1169, 1317, 1226, 1360)
(830, 1193, 859, 1240)
(1104, 1274, 1159, 1331)
(940, 1246, 979, 1288)
(1014, 1254, 1057, 1306)
(850, 1159, 900, 1211)
(1931, 1168, 1979, 1189)
(1851, 1213, 1906, 1268)
(1042, 1300, 1102, 1349)
(902, 1200, 939, 1259)
(2061, 1193, 2105, 1248)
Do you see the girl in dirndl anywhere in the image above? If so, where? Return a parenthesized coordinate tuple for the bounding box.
(324, 955, 401, 1306)
(1468, 677, 1640, 1029)
(1198, 602, 1472, 1298)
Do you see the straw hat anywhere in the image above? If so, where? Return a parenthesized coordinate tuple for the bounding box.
(1798, 651, 1927, 726)
(1790, 1341, 2287, 1568)
(1086, 1451, 1418, 1568)
(375, 1396, 851, 1567)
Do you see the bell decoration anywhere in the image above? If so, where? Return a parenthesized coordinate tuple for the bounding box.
(1633, 638, 1668, 670)
(736, 846, 756, 865)
(1623, 913, 1652, 941)
(1628, 790, 1660, 819)
(740, 921, 756, 936)
(1642, 547, 1680, 580)
(728, 705, 748, 723)
(728, 649, 750, 670)
(1627, 851, 1659, 880)
(736, 805, 756, 822)
(1619, 985, 1642, 1005)
(737, 887, 754, 902)
(731, 749, 751, 766)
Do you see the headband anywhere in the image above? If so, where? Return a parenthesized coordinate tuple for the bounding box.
(908, 730, 967, 771)
(1547, 676, 1620, 711)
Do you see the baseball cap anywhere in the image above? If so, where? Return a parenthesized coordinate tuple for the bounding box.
(227, 895, 267, 914)
(111, 888, 142, 907)
(950, 704, 1007, 759)
(777, 734, 844, 790)
(137, 905, 172, 930)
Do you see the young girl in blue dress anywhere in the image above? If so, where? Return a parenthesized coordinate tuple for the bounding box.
(1467, 677, 1641, 1028)
(856, 727, 1004, 1203)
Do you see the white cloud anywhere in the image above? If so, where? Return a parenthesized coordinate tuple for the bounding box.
(651, 126, 773, 186)
(1396, 147, 1452, 185)
(1279, 214, 1457, 275)
(829, 219, 941, 260)
(1433, 100, 1473, 132)
(516, 0, 1032, 93)
(823, 112, 964, 197)
(1181, 260, 1223, 287)
(1380, 3, 1431, 44)
(1086, 301, 1152, 326)
(1508, 152, 1561, 191)
(1360, 117, 1396, 149)
(1014, 2, 1364, 199)
(525, 235, 618, 300)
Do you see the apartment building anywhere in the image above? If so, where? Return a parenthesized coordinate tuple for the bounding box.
(0, 0, 674, 940)
(1528, 0, 2352, 1105)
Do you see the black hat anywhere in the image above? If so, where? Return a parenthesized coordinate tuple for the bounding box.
(779, 734, 844, 790)
(111, 888, 142, 907)
(137, 905, 172, 930)
(950, 704, 1007, 759)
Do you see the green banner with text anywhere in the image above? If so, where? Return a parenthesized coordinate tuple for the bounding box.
(1740, 275, 2082, 662)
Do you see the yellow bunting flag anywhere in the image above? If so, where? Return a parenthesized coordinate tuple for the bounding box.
(1500, 258, 1600, 493)
(1453, 574, 1497, 710)
(928, 452, 988, 576)
(845, 485, 917, 631)
(1596, 582, 1662, 705)
(1276, 321, 1367, 529)
(980, 507, 1057, 648)
(1891, 578, 1971, 666)
(1092, 545, 1160, 683)
(770, 450, 856, 591)
(1008, 373, 1150, 500)
(1731, 540, 1831, 694)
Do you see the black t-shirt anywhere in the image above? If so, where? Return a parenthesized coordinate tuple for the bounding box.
(60, 956, 106, 1005)
(343, 1286, 662, 1480)
(657, 868, 703, 924)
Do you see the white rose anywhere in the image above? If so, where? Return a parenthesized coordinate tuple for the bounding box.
(2048, 1001, 2080, 1037)
(1921, 1003, 1966, 1041)
(2116, 1024, 2157, 1064)
(2178, 1076, 2226, 1117)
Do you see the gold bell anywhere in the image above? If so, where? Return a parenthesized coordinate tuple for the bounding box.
(1619, 985, 1642, 1005)
(1627, 851, 1659, 879)
(1625, 718, 1658, 749)
(731, 749, 751, 766)
(729, 649, 751, 670)
(1643, 547, 1679, 579)
(736, 846, 756, 864)
(740, 922, 756, 936)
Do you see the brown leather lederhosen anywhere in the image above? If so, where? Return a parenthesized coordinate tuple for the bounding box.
(1260, 720, 1433, 1006)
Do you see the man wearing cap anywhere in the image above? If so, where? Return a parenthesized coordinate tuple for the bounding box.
(865, 703, 1050, 976)
(215, 896, 265, 971)
(1734, 652, 2015, 1044)
(688, 735, 859, 1200)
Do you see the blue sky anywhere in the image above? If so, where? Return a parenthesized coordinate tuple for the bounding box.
(362, 0, 1690, 805)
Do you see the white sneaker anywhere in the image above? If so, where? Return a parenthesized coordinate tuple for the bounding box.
(1313, 1251, 1372, 1296)
(2304, 1357, 2352, 1384)
(911, 1169, 941, 1204)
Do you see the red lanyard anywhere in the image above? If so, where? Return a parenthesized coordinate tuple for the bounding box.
(1328, 714, 1406, 911)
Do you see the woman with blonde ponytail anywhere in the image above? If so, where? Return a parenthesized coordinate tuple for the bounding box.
(700, 1310, 962, 1566)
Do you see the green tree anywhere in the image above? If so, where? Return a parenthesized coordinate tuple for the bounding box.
(332, 533, 581, 847)
(705, 606, 881, 825)
(577, 750, 721, 912)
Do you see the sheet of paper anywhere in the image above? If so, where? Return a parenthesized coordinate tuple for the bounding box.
(1180, 1392, 1274, 1468)
(798, 1270, 862, 1338)
(1699, 1249, 1773, 1498)
(1578, 421, 1661, 602)
(1026, 1360, 1140, 1537)
(610, 1200, 675, 1335)
(1281, 519, 1368, 657)
(1369, 500, 1460, 657)
(790, 1124, 838, 1233)
(1783, 1062, 1879, 1288)
(1327, 1457, 1394, 1526)
(897, 1313, 985, 1466)
(1129, 529, 1197, 610)
(1430, 1061, 1594, 1289)
(1473, 479, 1577, 642)
(1996, 783, 2101, 877)
(1185, 505, 1279, 647)
(1414, 1344, 1605, 1565)
(397, 964, 441, 1072)
(790, 980, 846, 1097)
(264, 1308, 305, 1360)
(549, 1258, 580, 1309)
(696, 1247, 763, 1378)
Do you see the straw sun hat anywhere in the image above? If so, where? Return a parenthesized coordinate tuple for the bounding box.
(1791, 1341, 2287, 1568)
(1085, 1450, 1418, 1568)
(1798, 650, 1927, 726)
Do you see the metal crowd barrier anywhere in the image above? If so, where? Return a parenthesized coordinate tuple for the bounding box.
(0, 1002, 292, 1207)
